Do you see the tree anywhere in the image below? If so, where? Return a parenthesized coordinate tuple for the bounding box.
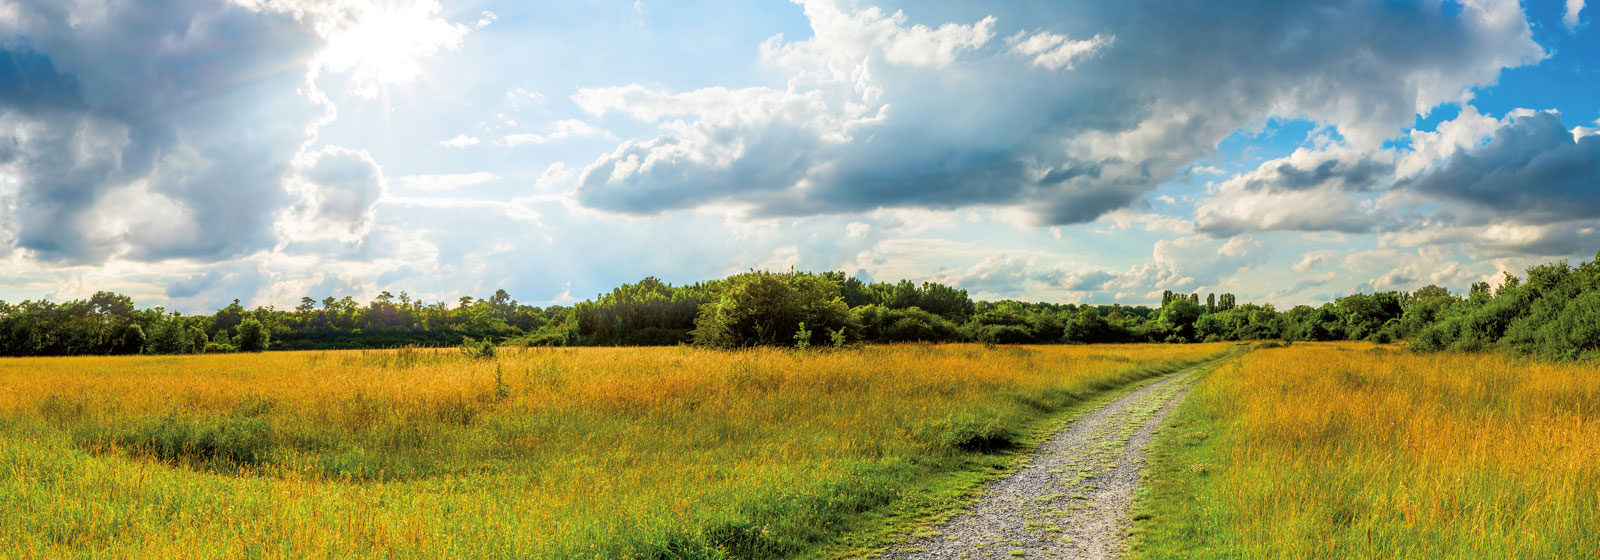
(237, 318, 270, 352)
(119, 324, 146, 355)
(146, 316, 195, 354)
(691, 271, 858, 348)
(1155, 298, 1205, 342)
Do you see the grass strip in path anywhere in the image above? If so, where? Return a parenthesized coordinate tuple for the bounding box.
(860, 351, 1242, 560)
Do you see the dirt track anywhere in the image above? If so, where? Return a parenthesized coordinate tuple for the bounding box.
(880, 366, 1206, 560)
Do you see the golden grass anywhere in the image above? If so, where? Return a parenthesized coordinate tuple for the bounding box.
(0, 343, 1227, 559)
(1134, 342, 1600, 559)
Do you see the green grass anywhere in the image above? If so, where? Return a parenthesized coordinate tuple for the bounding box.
(1, 343, 1233, 559)
(1129, 342, 1600, 559)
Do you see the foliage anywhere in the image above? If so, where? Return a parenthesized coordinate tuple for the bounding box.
(690, 271, 860, 349)
(3, 251, 1599, 359)
(235, 318, 270, 352)
(458, 336, 497, 360)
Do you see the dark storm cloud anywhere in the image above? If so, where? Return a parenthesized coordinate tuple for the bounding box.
(0, 0, 325, 263)
(576, 0, 1540, 225)
(1400, 111, 1600, 222)
(1245, 157, 1395, 193)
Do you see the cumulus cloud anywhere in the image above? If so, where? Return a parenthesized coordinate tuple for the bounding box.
(1341, 247, 1487, 292)
(1106, 235, 1270, 300)
(1194, 146, 1397, 236)
(0, 2, 325, 263)
(277, 146, 386, 244)
(1567, 0, 1586, 31)
(573, 0, 1541, 226)
(1399, 111, 1600, 223)
(0, 0, 487, 264)
(1190, 105, 1570, 247)
(910, 234, 1268, 303)
(931, 255, 1039, 297)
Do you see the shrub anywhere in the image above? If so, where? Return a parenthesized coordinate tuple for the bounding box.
(459, 336, 497, 360)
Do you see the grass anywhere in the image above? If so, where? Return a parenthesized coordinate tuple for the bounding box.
(1131, 341, 1600, 559)
(0, 342, 1228, 559)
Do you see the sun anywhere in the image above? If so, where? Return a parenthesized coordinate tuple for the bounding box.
(317, 1, 470, 98)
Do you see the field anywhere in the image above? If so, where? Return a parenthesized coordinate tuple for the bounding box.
(0, 343, 1228, 559)
(1133, 342, 1600, 558)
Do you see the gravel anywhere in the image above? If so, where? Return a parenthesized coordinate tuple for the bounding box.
(880, 367, 1205, 560)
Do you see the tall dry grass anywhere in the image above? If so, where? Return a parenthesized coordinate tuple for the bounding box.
(0, 343, 1226, 559)
(1135, 342, 1600, 559)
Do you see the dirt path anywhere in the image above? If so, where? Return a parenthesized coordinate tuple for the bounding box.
(880, 365, 1208, 560)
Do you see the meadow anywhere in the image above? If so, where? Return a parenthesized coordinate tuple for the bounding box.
(1133, 342, 1600, 559)
(0, 342, 1228, 559)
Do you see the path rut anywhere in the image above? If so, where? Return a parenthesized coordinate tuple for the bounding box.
(880, 364, 1209, 560)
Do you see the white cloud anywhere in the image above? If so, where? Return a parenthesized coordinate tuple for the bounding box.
(571, 0, 1543, 227)
(1293, 249, 1341, 273)
(475, 10, 497, 30)
(502, 119, 611, 146)
(750, 245, 801, 273)
(439, 134, 480, 148)
(536, 163, 575, 190)
(277, 146, 386, 244)
(393, 172, 497, 192)
(1006, 30, 1112, 71)
(845, 221, 871, 238)
(1194, 144, 1395, 236)
(507, 88, 545, 109)
(1566, 0, 1586, 31)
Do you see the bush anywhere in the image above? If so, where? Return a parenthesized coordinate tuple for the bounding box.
(459, 336, 497, 360)
(204, 342, 237, 354)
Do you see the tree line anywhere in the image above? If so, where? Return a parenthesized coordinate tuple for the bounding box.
(1, 252, 1596, 360)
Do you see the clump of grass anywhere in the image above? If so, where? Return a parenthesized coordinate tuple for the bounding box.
(84, 413, 275, 472)
(933, 412, 1020, 452)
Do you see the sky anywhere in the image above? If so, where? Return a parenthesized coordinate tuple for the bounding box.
(1, 0, 1598, 313)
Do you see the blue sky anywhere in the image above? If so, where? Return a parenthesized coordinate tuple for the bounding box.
(1, 0, 1598, 312)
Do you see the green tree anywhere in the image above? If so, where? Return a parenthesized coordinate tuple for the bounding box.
(119, 323, 146, 355)
(237, 318, 270, 352)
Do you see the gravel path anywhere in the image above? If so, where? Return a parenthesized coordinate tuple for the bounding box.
(880, 365, 1208, 560)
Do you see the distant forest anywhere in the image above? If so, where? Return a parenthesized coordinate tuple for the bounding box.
(2, 253, 1597, 360)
